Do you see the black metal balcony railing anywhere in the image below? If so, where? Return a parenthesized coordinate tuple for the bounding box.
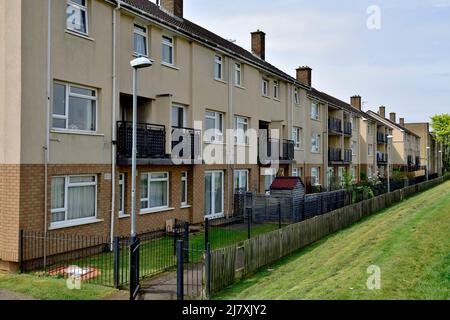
(282, 139, 295, 161)
(328, 117, 342, 134)
(262, 138, 295, 162)
(377, 152, 388, 164)
(344, 122, 352, 136)
(344, 149, 353, 163)
(377, 132, 388, 144)
(171, 127, 202, 160)
(117, 121, 166, 159)
(328, 148, 342, 162)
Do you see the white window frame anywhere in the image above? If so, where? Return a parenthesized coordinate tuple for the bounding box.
(52, 82, 98, 133)
(292, 127, 303, 150)
(140, 172, 170, 213)
(172, 104, 187, 128)
(311, 102, 320, 121)
(133, 23, 148, 57)
(294, 88, 300, 105)
(292, 168, 301, 177)
(262, 78, 269, 97)
(66, 0, 89, 36)
(51, 175, 98, 227)
(273, 80, 279, 99)
(311, 133, 321, 153)
(214, 55, 223, 80)
(351, 140, 357, 156)
(162, 35, 174, 65)
(311, 168, 320, 186)
(119, 173, 127, 217)
(181, 172, 188, 207)
(234, 170, 249, 192)
(234, 63, 242, 86)
(205, 110, 224, 143)
(205, 171, 225, 219)
(367, 123, 373, 136)
(234, 116, 249, 146)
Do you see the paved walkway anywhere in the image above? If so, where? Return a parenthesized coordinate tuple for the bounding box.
(0, 288, 36, 300)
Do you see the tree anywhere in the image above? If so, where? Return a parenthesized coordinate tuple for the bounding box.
(431, 114, 450, 171)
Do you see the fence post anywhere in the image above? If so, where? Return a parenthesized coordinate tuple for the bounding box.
(183, 222, 189, 263)
(204, 218, 209, 251)
(176, 240, 184, 301)
(205, 242, 211, 300)
(247, 208, 251, 239)
(113, 236, 120, 289)
(18, 229, 24, 274)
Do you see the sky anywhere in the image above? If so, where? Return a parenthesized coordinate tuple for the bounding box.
(154, 0, 450, 123)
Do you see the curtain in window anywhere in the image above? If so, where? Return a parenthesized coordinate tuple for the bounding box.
(149, 180, 167, 208)
(51, 178, 66, 223)
(67, 185, 95, 221)
(134, 33, 146, 56)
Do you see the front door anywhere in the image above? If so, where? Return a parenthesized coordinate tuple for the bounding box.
(205, 171, 224, 219)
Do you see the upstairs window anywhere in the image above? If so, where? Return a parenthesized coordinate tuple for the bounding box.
(162, 35, 174, 65)
(311, 133, 321, 153)
(262, 79, 269, 96)
(134, 24, 148, 57)
(273, 80, 279, 99)
(294, 88, 300, 105)
(292, 127, 303, 150)
(311, 102, 320, 120)
(351, 140, 357, 156)
(235, 116, 249, 145)
(205, 111, 224, 143)
(52, 82, 97, 132)
(214, 55, 223, 80)
(234, 63, 242, 86)
(66, 0, 88, 35)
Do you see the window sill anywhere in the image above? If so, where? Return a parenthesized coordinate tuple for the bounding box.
(214, 78, 227, 85)
(161, 62, 179, 70)
(119, 214, 130, 219)
(181, 205, 192, 209)
(235, 85, 246, 90)
(205, 213, 225, 220)
(262, 95, 271, 99)
(140, 207, 175, 215)
(51, 130, 105, 137)
(273, 98, 281, 102)
(65, 29, 95, 42)
(49, 218, 104, 231)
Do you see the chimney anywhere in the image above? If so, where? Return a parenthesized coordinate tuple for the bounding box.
(296, 66, 312, 87)
(379, 106, 386, 118)
(400, 118, 405, 127)
(350, 96, 362, 110)
(251, 30, 266, 60)
(390, 112, 396, 123)
(160, 0, 183, 18)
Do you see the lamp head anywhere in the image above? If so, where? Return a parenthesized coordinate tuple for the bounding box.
(130, 57, 152, 69)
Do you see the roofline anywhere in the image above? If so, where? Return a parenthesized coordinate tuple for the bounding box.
(106, 0, 311, 90)
(367, 111, 421, 138)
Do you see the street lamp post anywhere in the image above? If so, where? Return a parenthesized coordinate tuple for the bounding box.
(387, 135, 393, 193)
(426, 146, 430, 181)
(130, 57, 152, 243)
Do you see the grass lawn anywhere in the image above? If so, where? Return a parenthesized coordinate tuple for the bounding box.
(0, 272, 118, 300)
(215, 180, 450, 300)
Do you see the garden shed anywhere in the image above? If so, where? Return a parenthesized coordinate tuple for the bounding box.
(270, 177, 305, 221)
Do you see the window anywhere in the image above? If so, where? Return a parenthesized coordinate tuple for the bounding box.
(368, 144, 374, 156)
(294, 88, 300, 105)
(162, 35, 174, 65)
(205, 171, 224, 218)
(262, 79, 269, 96)
(234, 63, 242, 86)
(311, 168, 320, 186)
(119, 174, 126, 217)
(292, 168, 301, 177)
(172, 105, 186, 128)
(351, 141, 357, 156)
(235, 116, 249, 145)
(214, 55, 223, 80)
(351, 117, 357, 131)
(133, 24, 148, 57)
(367, 123, 373, 136)
(311, 133, 321, 153)
(234, 170, 249, 192)
(292, 127, 303, 150)
(263, 169, 277, 193)
(51, 175, 97, 225)
(140, 173, 169, 212)
(52, 82, 97, 132)
(66, 0, 88, 35)
(273, 80, 279, 99)
(205, 111, 224, 143)
(181, 172, 188, 206)
(311, 102, 320, 120)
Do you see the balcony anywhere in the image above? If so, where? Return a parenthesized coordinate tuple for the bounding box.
(377, 132, 388, 144)
(328, 117, 342, 135)
(260, 138, 295, 163)
(344, 122, 352, 136)
(377, 152, 388, 164)
(171, 127, 202, 162)
(328, 148, 342, 163)
(343, 149, 353, 163)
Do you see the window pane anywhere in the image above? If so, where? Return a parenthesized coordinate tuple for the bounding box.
(52, 177, 65, 209)
(52, 212, 65, 223)
(53, 83, 66, 116)
(149, 180, 168, 208)
(134, 33, 147, 56)
(67, 185, 96, 220)
(162, 44, 173, 64)
(204, 173, 212, 216)
(70, 86, 95, 97)
(68, 97, 96, 131)
(66, 4, 87, 34)
(70, 176, 95, 184)
(214, 173, 223, 214)
(140, 174, 148, 202)
(53, 118, 67, 129)
(119, 180, 124, 213)
(181, 179, 187, 204)
(151, 173, 168, 180)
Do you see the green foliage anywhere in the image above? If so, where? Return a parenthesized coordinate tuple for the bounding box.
(431, 114, 450, 169)
(342, 172, 355, 192)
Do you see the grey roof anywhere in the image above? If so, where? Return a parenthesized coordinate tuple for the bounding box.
(367, 111, 420, 138)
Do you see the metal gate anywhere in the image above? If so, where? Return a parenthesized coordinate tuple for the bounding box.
(177, 241, 210, 300)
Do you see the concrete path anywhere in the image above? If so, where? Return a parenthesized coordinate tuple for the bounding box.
(0, 288, 36, 300)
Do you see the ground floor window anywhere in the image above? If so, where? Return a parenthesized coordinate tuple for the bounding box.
(338, 167, 345, 184)
(292, 168, 302, 177)
(51, 175, 97, 225)
(262, 168, 277, 193)
(205, 171, 224, 218)
(119, 173, 126, 216)
(140, 172, 169, 212)
(234, 170, 249, 192)
(181, 172, 188, 206)
(311, 167, 320, 186)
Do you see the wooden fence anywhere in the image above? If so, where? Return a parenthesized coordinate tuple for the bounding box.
(210, 176, 447, 294)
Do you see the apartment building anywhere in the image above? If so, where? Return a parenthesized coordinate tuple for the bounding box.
(403, 123, 443, 176)
(368, 108, 422, 175)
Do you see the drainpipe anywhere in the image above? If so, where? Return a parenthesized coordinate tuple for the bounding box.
(110, 0, 121, 247)
(43, 0, 52, 267)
